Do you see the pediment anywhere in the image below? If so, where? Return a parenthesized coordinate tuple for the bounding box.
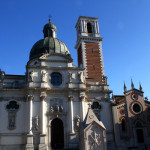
(39, 53, 73, 62)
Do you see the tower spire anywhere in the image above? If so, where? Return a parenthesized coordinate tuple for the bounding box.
(124, 82, 127, 92)
(131, 78, 134, 89)
(139, 82, 142, 91)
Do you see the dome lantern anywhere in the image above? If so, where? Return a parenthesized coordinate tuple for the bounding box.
(43, 19, 57, 38)
(29, 20, 72, 61)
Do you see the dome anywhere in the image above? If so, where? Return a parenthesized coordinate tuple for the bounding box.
(29, 20, 71, 60)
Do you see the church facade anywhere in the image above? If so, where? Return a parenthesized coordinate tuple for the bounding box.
(0, 16, 149, 150)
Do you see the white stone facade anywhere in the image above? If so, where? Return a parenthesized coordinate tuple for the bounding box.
(0, 16, 116, 150)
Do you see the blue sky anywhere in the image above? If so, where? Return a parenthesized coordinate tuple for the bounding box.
(0, 0, 150, 99)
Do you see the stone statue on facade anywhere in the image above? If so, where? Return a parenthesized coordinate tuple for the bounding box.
(76, 115, 80, 128)
(33, 115, 39, 131)
(74, 115, 80, 131)
(29, 71, 34, 82)
(50, 106, 54, 113)
(41, 71, 47, 82)
(78, 72, 82, 82)
(55, 105, 59, 112)
(60, 105, 63, 112)
(9, 117, 15, 128)
(0, 69, 5, 82)
(68, 72, 72, 83)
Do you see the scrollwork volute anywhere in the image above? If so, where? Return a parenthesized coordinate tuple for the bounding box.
(40, 95, 46, 101)
(28, 95, 34, 101)
(68, 95, 74, 101)
(79, 95, 85, 101)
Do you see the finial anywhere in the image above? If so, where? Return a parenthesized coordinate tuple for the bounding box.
(124, 82, 127, 92)
(139, 82, 142, 91)
(49, 15, 52, 22)
(131, 78, 134, 89)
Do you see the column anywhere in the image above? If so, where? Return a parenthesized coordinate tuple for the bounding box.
(83, 20, 85, 33)
(25, 95, 34, 150)
(79, 95, 85, 122)
(40, 95, 46, 134)
(94, 21, 97, 34)
(68, 96, 74, 134)
(96, 21, 99, 33)
(39, 94, 48, 150)
(80, 20, 83, 33)
(68, 95, 77, 149)
(28, 95, 34, 134)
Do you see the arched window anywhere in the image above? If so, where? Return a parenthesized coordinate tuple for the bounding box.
(87, 22, 92, 33)
(121, 118, 126, 132)
(6, 101, 19, 130)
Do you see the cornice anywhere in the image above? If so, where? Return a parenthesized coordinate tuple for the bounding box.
(26, 87, 87, 93)
(75, 16, 99, 28)
(26, 66, 84, 71)
(75, 36, 103, 49)
(0, 96, 26, 101)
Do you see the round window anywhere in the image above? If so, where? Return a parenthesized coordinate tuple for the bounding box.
(133, 103, 141, 113)
(131, 93, 138, 100)
(131, 102, 143, 114)
(50, 72, 62, 86)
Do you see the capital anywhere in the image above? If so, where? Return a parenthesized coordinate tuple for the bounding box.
(79, 95, 85, 101)
(68, 95, 74, 101)
(40, 95, 46, 101)
(28, 95, 34, 101)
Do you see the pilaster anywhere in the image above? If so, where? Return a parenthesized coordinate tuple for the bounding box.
(79, 95, 86, 122)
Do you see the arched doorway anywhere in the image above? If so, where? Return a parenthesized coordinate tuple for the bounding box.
(51, 118, 64, 149)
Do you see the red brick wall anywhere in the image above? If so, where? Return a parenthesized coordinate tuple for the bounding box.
(85, 42, 103, 84)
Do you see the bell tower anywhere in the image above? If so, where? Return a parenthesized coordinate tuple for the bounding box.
(75, 16, 105, 84)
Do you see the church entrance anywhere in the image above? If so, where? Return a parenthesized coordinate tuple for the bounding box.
(51, 118, 64, 149)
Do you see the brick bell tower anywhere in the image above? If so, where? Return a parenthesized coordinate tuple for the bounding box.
(75, 16, 105, 84)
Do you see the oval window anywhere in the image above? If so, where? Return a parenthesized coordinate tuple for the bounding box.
(51, 72, 62, 86)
